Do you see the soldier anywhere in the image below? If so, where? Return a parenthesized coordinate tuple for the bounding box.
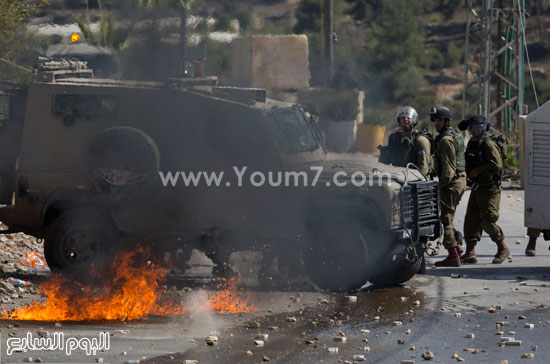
(524, 228, 550, 256)
(378, 106, 432, 176)
(430, 106, 467, 267)
(525, 228, 540, 256)
(458, 115, 510, 264)
(524, 228, 549, 256)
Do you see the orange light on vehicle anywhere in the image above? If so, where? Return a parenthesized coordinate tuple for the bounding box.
(70, 33, 81, 43)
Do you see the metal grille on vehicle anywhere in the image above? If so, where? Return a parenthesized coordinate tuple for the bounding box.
(399, 185, 414, 227)
(399, 180, 440, 239)
(532, 128, 550, 183)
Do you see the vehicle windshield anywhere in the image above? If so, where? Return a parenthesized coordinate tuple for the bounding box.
(266, 106, 320, 154)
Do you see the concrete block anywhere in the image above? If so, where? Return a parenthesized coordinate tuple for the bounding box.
(231, 35, 310, 90)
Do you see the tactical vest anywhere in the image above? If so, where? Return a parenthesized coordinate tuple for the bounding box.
(435, 127, 466, 174)
(385, 131, 417, 167)
(465, 135, 502, 185)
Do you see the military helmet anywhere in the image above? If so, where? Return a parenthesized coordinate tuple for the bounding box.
(395, 106, 418, 126)
(458, 114, 490, 131)
(429, 106, 452, 121)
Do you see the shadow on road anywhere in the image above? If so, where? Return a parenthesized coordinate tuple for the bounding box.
(422, 265, 550, 281)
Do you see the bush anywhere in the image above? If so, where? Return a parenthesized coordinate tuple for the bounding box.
(422, 47, 445, 70)
(235, 11, 251, 31)
(195, 18, 209, 33)
(293, 0, 321, 34)
(427, 13, 443, 23)
(390, 64, 427, 99)
(322, 92, 358, 121)
(503, 130, 520, 173)
(445, 41, 462, 68)
(215, 13, 231, 31)
(362, 108, 387, 126)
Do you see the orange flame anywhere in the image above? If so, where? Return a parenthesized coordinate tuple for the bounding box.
(1, 248, 259, 321)
(208, 277, 258, 314)
(70, 33, 81, 43)
(1, 248, 185, 321)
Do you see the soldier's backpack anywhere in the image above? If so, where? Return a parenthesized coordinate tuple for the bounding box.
(485, 133, 508, 167)
(418, 127, 435, 156)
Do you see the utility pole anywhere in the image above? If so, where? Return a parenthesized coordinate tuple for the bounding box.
(178, 0, 190, 77)
(322, 0, 334, 86)
(495, 0, 504, 129)
(461, 0, 525, 132)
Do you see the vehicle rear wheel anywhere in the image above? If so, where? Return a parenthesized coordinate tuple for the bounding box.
(44, 209, 119, 275)
(369, 242, 423, 287)
(302, 204, 381, 292)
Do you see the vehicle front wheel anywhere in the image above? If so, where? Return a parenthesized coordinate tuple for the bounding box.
(44, 209, 119, 275)
(302, 204, 382, 292)
(369, 241, 423, 287)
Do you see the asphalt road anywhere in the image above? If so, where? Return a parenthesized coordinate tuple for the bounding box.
(1, 189, 549, 364)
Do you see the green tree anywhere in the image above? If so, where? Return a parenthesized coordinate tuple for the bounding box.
(73, 13, 128, 50)
(0, 0, 48, 82)
(216, 0, 251, 31)
(445, 41, 462, 68)
(293, 0, 321, 34)
(361, 0, 426, 101)
(344, 0, 383, 21)
(129, 0, 198, 74)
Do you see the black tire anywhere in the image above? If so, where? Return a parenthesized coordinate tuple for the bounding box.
(369, 242, 423, 287)
(302, 204, 382, 292)
(44, 209, 119, 275)
(87, 127, 160, 201)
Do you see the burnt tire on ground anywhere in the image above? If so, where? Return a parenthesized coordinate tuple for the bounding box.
(303, 203, 382, 292)
(44, 209, 119, 275)
(369, 242, 423, 287)
(87, 127, 160, 201)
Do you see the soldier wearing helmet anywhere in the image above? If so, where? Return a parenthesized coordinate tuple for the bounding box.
(378, 106, 432, 176)
(458, 115, 510, 264)
(430, 106, 467, 267)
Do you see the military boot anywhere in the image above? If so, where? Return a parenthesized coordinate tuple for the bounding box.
(454, 229, 464, 255)
(460, 244, 477, 264)
(492, 241, 510, 264)
(525, 237, 537, 257)
(434, 247, 461, 267)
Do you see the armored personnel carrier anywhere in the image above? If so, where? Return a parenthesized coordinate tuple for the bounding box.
(0, 62, 440, 291)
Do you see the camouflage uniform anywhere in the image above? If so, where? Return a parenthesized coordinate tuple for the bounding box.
(527, 227, 541, 239)
(434, 128, 466, 249)
(382, 130, 432, 176)
(462, 135, 509, 263)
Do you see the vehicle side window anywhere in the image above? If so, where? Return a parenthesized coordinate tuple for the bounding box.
(52, 94, 117, 119)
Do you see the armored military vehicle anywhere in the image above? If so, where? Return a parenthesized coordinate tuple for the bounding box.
(524, 100, 550, 240)
(0, 63, 440, 291)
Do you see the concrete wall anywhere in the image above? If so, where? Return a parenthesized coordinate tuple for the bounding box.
(231, 35, 310, 90)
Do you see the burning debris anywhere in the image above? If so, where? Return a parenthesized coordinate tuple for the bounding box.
(1, 248, 257, 321)
(208, 277, 258, 314)
(1, 248, 185, 321)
